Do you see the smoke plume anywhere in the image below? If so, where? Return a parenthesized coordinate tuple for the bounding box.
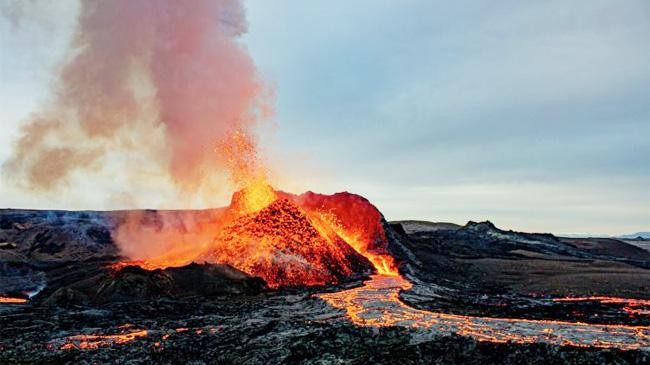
(3, 0, 272, 205)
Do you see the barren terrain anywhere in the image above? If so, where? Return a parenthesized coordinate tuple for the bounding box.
(1, 209, 649, 364)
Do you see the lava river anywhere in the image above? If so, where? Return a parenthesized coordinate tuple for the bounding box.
(318, 275, 650, 351)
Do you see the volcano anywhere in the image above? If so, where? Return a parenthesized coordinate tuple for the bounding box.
(204, 198, 373, 287)
(110, 189, 392, 288)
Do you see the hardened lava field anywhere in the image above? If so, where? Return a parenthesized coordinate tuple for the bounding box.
(1, 192, 650, 364)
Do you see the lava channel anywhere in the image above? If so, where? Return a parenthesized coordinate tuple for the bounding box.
(318, 275, 650, 351)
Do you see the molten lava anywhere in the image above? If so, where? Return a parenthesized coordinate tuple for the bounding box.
(55, 330, 148, 351)
(552, 296, 650, 318)
(113, 183, 397, 287)
(289, 192, 397, 276)
(318, 275, 650, 351)
(0, 295, 28, 304)
(203, 198, 373, 287)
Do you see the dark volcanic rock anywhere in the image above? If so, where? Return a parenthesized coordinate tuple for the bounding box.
(42, 263, 266, 305)
(561, 237, 650, 261)
(387, 220, 650, 325)
(0, 209, 120, 299)
(0, 209, 118, 264)
(1, 297, 648, 364)
(0, 262, 46, 298)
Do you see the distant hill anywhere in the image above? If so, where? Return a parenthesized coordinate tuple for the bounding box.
(390, 220, 461, 234)
(393, 222, 650, 241)
(559, 232, 649, 240)
(618, 232, 650, 240)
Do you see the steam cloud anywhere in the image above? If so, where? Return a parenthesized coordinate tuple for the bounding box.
(3, 0, 272, 205)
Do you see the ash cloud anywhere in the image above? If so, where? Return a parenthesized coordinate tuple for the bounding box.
(3, 0, 272, 204)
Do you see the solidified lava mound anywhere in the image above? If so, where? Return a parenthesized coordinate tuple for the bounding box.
(204, 199, 373, 288)
(42, 263, 265, 306)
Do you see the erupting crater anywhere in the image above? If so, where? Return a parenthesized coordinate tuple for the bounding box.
(204, 198, 373, 287)
(112, 186, 397, 288)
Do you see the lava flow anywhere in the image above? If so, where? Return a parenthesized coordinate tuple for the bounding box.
(0, 296, 28, 304)
(318, 275, 650, 351)
(52, 330, 149, 351)
(553, 296, 650, 318)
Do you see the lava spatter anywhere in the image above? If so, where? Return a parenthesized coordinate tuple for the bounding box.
(204, 198, 373, 288)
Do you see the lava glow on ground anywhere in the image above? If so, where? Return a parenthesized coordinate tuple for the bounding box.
(48, 276, 650, 352)
(552, 296, 650, 318)
(318, 275, 650, 351)
(0, 296, 27, 304)
(50, 330, 149, 351)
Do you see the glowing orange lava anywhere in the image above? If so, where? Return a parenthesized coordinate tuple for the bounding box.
(552, 296, 650, 306)
(0, 296, 27, 304)
(553, 296, 650, 318)
(57, 330, 148, 350)
(215, 130, 276, 215)
(309, 210, 397, 276)
(280, 190, 398, 276)
(113, 184, 397, 288)
(318, 275, 650, 351)
(236, 182, 277, 214)
(203, 198, 372, 287)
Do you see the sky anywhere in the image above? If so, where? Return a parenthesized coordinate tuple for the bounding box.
(1, 0, 649, 235)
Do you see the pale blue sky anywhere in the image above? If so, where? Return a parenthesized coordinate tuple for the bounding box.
(1, 1, 649, 235)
